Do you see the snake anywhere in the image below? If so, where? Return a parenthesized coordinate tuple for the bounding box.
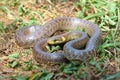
(15, 17, 102, 63)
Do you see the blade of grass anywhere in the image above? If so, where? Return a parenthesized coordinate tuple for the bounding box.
(113, 8, 120, 37)
(84, 12, 105, 20)
(0, 6, 11, 15)
(102, 42, 120, 49)
(105, 71, 120, 80)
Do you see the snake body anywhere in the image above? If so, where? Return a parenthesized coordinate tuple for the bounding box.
(15, 17, 102, 63)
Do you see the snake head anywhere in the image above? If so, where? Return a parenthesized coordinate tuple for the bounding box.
(47, 37, 66, 45)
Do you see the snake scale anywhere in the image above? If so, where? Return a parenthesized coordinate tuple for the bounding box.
(15, 17, 102, 63)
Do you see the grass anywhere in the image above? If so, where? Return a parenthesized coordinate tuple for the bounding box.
(0, 0, 120, 80)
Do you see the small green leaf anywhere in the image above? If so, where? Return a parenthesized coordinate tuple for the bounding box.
(96, 63, 102, 71)
(18, 4, 25, 13)
(89, 59, 96, 65)
(29, 73, 41, 80)
(9, 60, 19, 68)
(8, 52, 19, 59)
(0, 6, 11, 14)
(63, 70, 73, 74)
(116, 47, 120, 52)
(59, 63, 78, 74)
(51, 45, 61, 52)
(59, 63, 65, 72)
(76, 11, 84, 18)
(46, 45, 61, 53)
(39, 72, 54, 80)
(11, 0, 19, 6)
(13, 75, 28, 80)
(23, 60, 33, 71)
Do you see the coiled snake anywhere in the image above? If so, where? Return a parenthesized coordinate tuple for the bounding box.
(15, 17, 102, 63)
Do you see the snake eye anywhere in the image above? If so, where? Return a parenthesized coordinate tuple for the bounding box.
(54, 37, 66, 43)
(53, 39, 58, 42)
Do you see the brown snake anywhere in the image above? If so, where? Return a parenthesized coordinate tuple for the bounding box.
(15, 17, 102, 63)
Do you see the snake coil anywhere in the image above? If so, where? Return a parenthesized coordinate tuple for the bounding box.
(15, 17, 102, 63)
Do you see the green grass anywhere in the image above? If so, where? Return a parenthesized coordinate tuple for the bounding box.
(0, 0, 120, 80)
